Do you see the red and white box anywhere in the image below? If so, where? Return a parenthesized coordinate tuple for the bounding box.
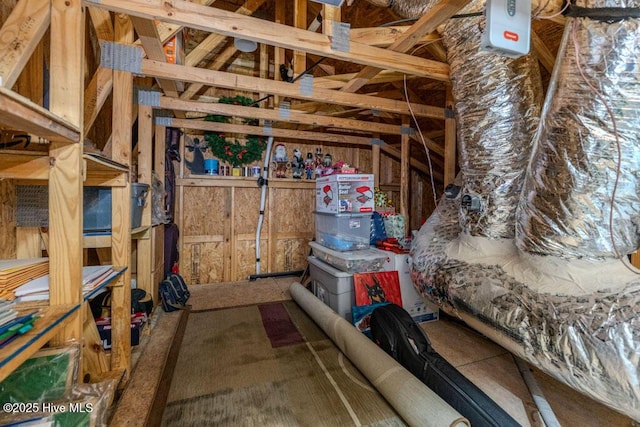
(316, 174, 374, 214)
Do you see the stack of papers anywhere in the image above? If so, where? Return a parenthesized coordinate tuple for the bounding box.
(14, 265, 119, 302)
(0, 258, 49, 300)
(0, 299, 17, 328)
(0, 310, 39, 348)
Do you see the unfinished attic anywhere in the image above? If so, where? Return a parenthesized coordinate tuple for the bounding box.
(0, 0, 639, 425)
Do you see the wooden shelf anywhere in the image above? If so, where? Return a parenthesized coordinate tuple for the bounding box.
(83, 266, 128, 301)
(0, 87, 80, 144)
(0, 150, 50, 180)
(0, 150, 129, 184)
(178, 175, 316, 189)
(0, 303, 81, 383)
(83, 226, 152, 249)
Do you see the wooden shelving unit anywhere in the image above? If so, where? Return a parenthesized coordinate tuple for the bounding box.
(0, 0, 133, 387)
(0, 304, 80, 383)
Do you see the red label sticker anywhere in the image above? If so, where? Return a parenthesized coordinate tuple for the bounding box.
(504, 31, 519, 42)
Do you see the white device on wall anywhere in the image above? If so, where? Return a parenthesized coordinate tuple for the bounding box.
(481, 0, 532, 58)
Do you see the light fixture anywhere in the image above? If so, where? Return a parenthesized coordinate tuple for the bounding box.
(234, 38, 258, 53)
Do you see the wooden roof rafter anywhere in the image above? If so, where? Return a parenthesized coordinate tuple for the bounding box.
(82, 0, 451, 82)
(140, 59, 446, 119)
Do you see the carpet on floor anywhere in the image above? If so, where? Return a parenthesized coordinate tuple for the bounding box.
(161, 301, 405, 426)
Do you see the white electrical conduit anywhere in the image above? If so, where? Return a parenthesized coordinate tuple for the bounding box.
(255, 136, 274, 275)
(514, 356, 561, 427)
(289, 282, 470, 427)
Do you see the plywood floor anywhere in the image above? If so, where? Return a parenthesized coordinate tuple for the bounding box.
(186, 276, 635, 426)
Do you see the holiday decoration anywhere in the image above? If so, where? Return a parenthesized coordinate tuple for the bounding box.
(204, 96, 268, 167)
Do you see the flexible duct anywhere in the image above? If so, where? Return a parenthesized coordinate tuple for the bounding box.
(289, 282, 470, 427)
(516, 8, 640, 258)
(441, 0, 543, 238)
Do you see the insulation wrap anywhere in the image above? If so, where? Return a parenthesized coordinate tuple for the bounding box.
(411, 193, 640, 421)
(441, 0, 543, 238)
(516, 5, 640, 257)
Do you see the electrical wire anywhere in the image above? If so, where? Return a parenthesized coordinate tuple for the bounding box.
(536, 0, 571, 20)
(570, 20, 640, 275)
(403, 74, 439, 207)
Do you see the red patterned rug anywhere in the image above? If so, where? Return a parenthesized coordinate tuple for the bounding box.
(258, 302, 305, 348)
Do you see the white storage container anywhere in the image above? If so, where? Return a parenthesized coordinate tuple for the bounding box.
(378, 250, 439, 323)
(316, 174, 375, 214)
(308, 256, 354, 321)
(315, 211, 371, 251)
(309, 241, 387, 273)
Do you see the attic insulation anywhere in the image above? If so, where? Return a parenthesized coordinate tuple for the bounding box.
(362, 0, 640, 420)
(516, 11, 640, 258)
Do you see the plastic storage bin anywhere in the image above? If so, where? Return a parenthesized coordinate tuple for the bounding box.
(83, 183, 150, 232)
(309, 241, 387, 273)
(314, 211, 371, 251)
(308, 256, 354, 321)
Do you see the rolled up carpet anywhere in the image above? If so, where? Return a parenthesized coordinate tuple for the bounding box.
(289, 282, 469, 427)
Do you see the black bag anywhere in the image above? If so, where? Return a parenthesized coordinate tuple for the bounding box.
(370, 304, 519, 427)
(89, 288, 153, 319)
(159, 273, 191, 312)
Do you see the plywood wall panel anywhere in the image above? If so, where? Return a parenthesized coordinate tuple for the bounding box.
(183, 186, 229, 236)
(234, 187, 263, 232)
(272, 188, 314, 233)
(274, 239, 309, 272)
(182, 241, 225, 285)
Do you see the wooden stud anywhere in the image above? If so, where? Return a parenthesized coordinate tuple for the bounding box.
(273, 0, 285, 107)
(532, 30, 556, 74)
(137, 103, 153, 296)
(293, 0, 307, 76)
(48, 0, 84, 349)
(109, 12, 133, 377)
(400, 117, 410, 235)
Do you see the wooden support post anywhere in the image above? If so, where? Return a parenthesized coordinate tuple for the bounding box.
(48, 0, 84, 347)
(444, 85, 456, 187)
(293, 0, 307, 76)
(110, 12, 133, 378)
(400, 117, 410, 235)
(137, 103, 153, 296)
(273, 0, 285, 107)
(631, 250, 640, 269)
(322, 5, 340, 36)
(16, 228, 41, 259)
(259, 42, 269, 108)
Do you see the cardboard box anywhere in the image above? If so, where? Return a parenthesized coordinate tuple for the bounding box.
(316, 174, 375, 214)
(379, 251, 439, 323)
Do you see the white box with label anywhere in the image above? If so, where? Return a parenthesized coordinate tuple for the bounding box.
(379, 251, 439, 323)
(315, 174, 375, 214)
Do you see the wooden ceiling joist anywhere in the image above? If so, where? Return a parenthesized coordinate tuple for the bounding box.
(159, 96, 404, 136)
(341, 0, 470, 93)
(83, 0, 450, 82)
(0, 0, 50, 90)
(141, 59, 446, 119)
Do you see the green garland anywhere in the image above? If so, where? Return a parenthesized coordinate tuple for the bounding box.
(204, 96, 267, 167)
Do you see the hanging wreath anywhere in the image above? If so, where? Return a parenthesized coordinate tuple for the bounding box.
(204, 96, 267, 167)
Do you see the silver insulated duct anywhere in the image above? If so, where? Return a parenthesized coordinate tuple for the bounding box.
(444, 0, 543, 238)
(516, 4, 640, 258)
